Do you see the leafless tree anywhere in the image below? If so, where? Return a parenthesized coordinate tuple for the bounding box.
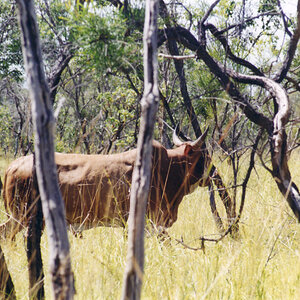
(121, 0, 159, 299)
(16, 0, 75, 299)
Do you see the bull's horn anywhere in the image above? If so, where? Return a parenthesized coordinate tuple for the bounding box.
(172, 125, 183, 147)
(190, 127, 209, 148)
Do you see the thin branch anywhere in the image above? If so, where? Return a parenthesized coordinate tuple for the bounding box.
(198, 0, 221, 46)
(159, 26, 273, 131)
(201, 0, 221, 25)
(264, 218, 289, 268)
(237, 129, 263, 222)
(49, 52, 74, 103)
(208, 182, 225, 232)
(159, 1, 202, 137)
(158, 53, 196, 60)
(285, 76, 300, 92)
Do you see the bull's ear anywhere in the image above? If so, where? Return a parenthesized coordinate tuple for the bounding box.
(184, 144, 194, 156)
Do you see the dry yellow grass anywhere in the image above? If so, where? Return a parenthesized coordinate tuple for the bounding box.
(0, 151, 299, 299)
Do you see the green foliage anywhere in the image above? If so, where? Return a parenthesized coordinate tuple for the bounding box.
(258, 0, 278, 13)
(56, 120, 79, 153)
(60, 1, 143, 75)
(225, 1, 236, 18)
(38, 1, 71, 63)
(97, 86, 137, 147)
(0, 3, 23, 81)
(0, 0, 298, 158)
(257, 0, 281, 33)
(0, 105, 13, 153)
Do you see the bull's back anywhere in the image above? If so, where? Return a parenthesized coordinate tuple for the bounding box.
(55, 153, 133, 226)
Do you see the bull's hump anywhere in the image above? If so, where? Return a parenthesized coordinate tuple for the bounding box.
(6, 155, 33, 177)
(55, 154, 90, 184)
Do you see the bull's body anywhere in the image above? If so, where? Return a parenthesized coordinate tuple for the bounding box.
(1, 134, 209, 237)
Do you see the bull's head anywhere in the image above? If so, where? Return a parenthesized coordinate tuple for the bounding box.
(149, 126, 211, 228)
(172, 126, 211, 187)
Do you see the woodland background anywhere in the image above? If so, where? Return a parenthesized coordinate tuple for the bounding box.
(0, 0, 299, 299)
(0, 0, 298, 159)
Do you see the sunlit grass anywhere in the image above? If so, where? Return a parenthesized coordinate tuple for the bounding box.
(0, 151, 299, 299)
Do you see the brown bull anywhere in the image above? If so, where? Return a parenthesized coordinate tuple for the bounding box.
(0, 129, 209, 238)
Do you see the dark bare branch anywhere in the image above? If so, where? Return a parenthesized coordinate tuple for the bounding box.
(49, 52, 74, 104)
(277, 0, 293, 37)
(201, 0, 221, 25)
(237, 129, 263, 222)
(106, 0, 123, 9)
(159, 1, 202, 137)
(198, 0, 221, 46)
(158, 16, 300, 221)
(205, 23, 264, 76)
(274, 0, 300, 82)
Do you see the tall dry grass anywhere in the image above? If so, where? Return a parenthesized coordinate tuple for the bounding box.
(0, 151, 299, 299)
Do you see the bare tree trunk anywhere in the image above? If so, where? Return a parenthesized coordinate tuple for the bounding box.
(121, 0, 159, 299)
(26, 154, 44, 300)
(16, 1, 75, 299)
(0, 245, 16, 299)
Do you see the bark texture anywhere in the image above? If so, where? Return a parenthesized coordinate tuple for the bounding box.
(121, 0, 159, 299)
(26, 154, 44, 300)
(16, 1, 75, 298)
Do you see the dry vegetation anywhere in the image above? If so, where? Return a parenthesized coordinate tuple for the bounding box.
(0, 151, 299, 299)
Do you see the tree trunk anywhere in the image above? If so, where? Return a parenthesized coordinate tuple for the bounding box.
(26, 154, 45, 300)
(16, 1, 75, 299)
(121, 0, 159, 299)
